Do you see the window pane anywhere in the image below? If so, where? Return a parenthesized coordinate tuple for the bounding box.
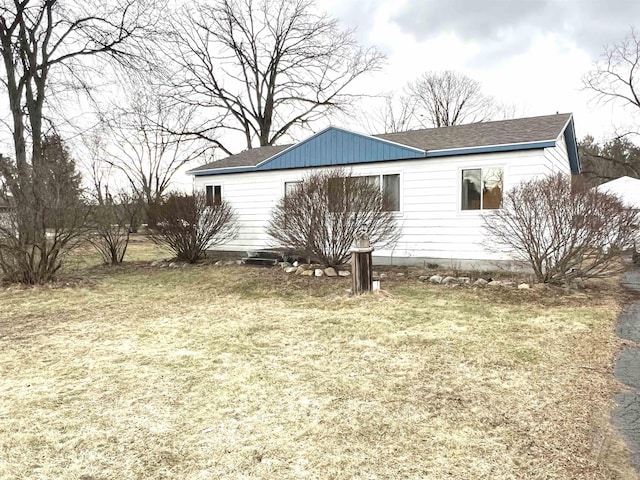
(363, 175, 380, 189)
(214, 185, 222, 206)
(461, 169, 481, 210)
(383, 174, 400, 211)
(285, 181, 302, 198)
(205, 185, 213, 206)
(482, 168, 503, 209)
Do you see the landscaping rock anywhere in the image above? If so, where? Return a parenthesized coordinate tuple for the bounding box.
(338, 270, 351, 277)
(278, 262, 292, 268)
(379, 272, 388, 279)
(397, 272, 405, 277)
(418, 275, 429, 281)
(518, 283, 531, 290)
(314, 269, 324, 277)
(296, 267, 306, 275)
(487, 280, 503, 287)
(168, 263, 179, 268)
(572, 278, 585, 289)
(473, 278, 488, 286)
(501, 281, 516, 287)
(301, 270, 313, 276)
(442, 276, 457, 285)
(293, 261, 299, 267)
(324, 267, 337, 277)
(429, 275, 443, 284)
(151, 260, 163, 267)
(458, 276, 471, 284)
(285, 267, 297, 273)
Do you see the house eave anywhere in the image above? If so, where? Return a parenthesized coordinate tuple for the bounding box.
(190, 140, 557, 176)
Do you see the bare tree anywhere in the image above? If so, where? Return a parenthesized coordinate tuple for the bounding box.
(147, 192, 237, 263)
(408, 70, 499, 128)
(99, 85, 213, 205)
(166, 0, 385, 154)
(360, 93, 419, 134)
(0, 0, 161, 283)
(483, 173, 639, 285)
(584, 28, 640, 127)
(267, 168, 400, 267)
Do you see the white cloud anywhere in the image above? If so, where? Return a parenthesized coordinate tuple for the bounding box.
(322, 0, 638, 140)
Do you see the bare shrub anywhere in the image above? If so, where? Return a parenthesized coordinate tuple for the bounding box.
(87, 192, 142, 265)
(267, 168, 400, 267)
(147, 192, 237, 263)
(0, 137, 88, 284)
(483, 173, 639, 284)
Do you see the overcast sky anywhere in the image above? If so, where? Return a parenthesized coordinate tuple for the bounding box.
(323, 0, 640, 141)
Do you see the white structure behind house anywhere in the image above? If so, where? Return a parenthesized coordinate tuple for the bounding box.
(597, 176, 640, 210)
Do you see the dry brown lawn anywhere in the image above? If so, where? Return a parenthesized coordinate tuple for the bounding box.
(0, 240, 638, 479)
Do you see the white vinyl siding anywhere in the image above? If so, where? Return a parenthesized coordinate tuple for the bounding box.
(193, 145, 570, 262)
(543, 134, 571, 176)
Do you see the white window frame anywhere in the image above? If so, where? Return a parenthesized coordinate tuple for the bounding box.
(457, 165, 506, 213)
(205, 184, 223, 206)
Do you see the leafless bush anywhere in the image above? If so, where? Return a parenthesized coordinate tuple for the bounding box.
(147, 192, 237, 263)
(267, 168, 400, 267)
(483, 173, 639, 284)
(0, 137, 88, 284)
(87, 192, 142, 265)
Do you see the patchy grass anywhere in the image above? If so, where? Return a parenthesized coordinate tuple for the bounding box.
(0, 242, 637, 479)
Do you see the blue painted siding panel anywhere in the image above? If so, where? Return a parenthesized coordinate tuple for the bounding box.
(256, 128, 424, 171)
(563, 118, 580, 174)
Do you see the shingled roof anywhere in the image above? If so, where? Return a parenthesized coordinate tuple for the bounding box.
(190, 144, 292, 172)
(189, 113, 574, 175)
(375, 113, 571, 151)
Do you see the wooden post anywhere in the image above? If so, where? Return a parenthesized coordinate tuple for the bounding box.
(351, 232, 374, 294)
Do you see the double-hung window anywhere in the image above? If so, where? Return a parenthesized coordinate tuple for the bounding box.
(461, 168, 503, 210)
(205, 185, 222, 206)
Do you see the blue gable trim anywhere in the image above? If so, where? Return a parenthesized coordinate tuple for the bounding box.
(254, 127, 426, 171)
(563, 117, 580, 175)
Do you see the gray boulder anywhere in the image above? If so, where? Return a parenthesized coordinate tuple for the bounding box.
(429, 275, 443, 284)
(324, 267, 337, 277)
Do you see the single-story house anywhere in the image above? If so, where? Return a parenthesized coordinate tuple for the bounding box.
(188, 113, 579, 268)
(597, 176, 640, 210)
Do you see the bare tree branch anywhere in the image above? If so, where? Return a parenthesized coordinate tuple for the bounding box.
(408, 70, 500, 128)
(163, 0, 385, 152)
